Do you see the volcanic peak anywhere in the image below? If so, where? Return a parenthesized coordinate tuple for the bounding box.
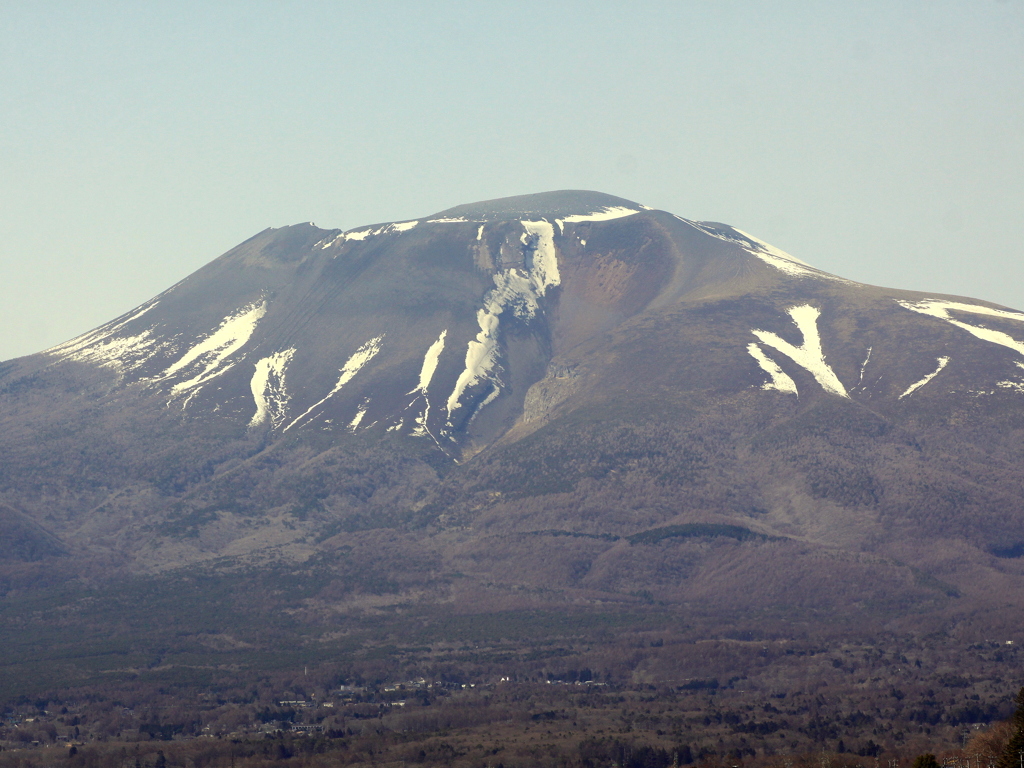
(427, 189, 647, 222)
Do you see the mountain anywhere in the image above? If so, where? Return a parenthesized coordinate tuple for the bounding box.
(2, 190, 1024, 700)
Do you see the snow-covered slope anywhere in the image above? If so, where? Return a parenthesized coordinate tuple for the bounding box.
(31, 190, 1024, 465)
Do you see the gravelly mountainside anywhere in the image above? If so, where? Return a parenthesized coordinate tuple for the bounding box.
(2, 190, 1024, 631)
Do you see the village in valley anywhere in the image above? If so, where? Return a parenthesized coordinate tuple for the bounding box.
(1, 664, 1021, 768)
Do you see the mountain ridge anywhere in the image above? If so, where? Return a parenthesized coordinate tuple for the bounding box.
(1, 190, 1023, 626)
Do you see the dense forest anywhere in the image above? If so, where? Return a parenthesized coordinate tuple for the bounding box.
(2, 571, 1023, 768)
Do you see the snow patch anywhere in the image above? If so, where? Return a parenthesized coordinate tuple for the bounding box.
(46, 300, 164, 373)
(896, 299, 1024, 356)
(556, 206, 642, 225)
(411, 412, 429, 437)
(752, 252, 823, 279)
(898, 356, 949, 400)
(732, 228, 810, 266)
(857, 347, 873, 389)
(464, 384, 501, 427)
(447, 310, 502, 416)
(445, 221, 561, 417)
(996, 361, 1024, 393)
(747, 343, 798, 395)
(427, 216, 469, 223)
(751, 247, 853, 282)
(52, 328, 163, 375)
(520, 220, 560, 296)
(752, 305, 849, 398)
(344, 228, 374, 241)
(389, 220, 419, 232)
(405, 331, 448, 445)
(678, 218, 851, 284)
(320, 221, 419, 249)
(284, 335, 384, 431)
(409, 331, 447, 394)
(154, 300, 267, 399)
(249, 348, 296, 428)
(349, 404, 368, 430)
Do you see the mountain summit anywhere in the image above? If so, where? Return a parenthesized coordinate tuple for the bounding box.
(427, 189, 646, 220)
(3, 190, 1024, 633)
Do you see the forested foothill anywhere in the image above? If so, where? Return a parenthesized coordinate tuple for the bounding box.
(1, 676, 1022, 767)
(1, 570, 1023, 767)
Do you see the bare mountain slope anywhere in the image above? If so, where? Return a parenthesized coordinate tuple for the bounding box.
(2, 190, 1024, 633)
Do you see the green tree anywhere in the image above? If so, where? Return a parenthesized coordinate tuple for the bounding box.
(913, 755, 940, 768)
(1000, 687, 1024, 768)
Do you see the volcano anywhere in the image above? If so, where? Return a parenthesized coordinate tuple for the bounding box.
(2, 189, 1024, 640)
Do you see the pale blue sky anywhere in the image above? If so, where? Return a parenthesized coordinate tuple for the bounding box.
(2, 1, 1023, 360)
